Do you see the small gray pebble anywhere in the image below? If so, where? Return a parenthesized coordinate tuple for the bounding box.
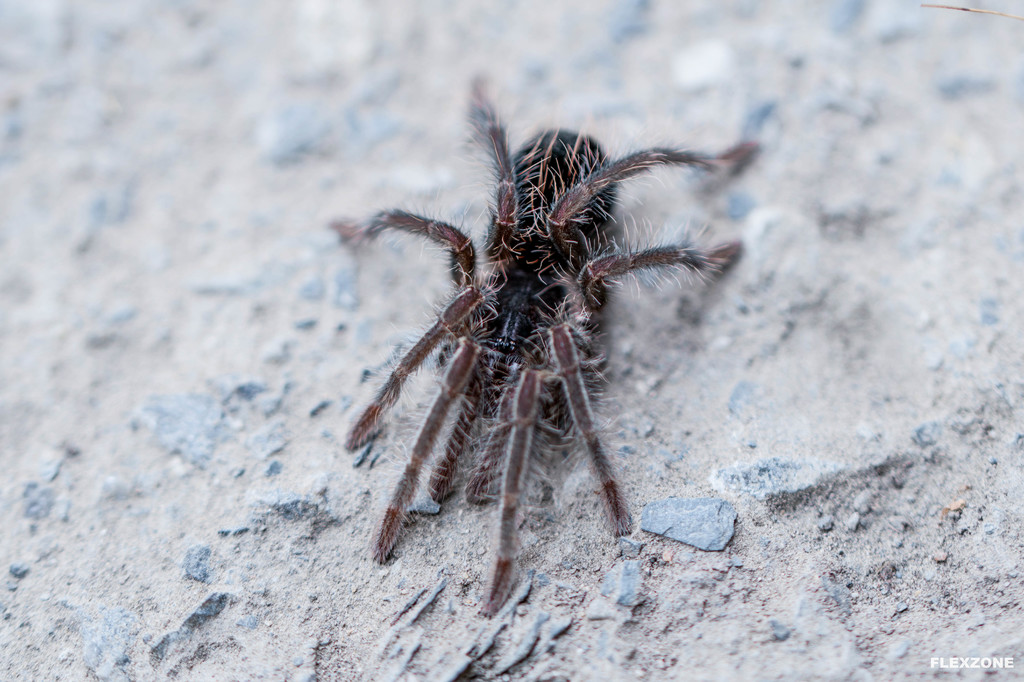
(247, 421, 289, 459)
(236, 614, 259, 630)
(261, 338, 293, 365)
(769, 618, 790, 641)
(845, 512, 861, 531)
(183, 544, 212, 583)
(333, 266, 358, 310)
(39, 460, 62, 482)
(213, 376, 268, 403)
(618, 537, 643, 558)
(710, 457, 844, 500)
(81, 606, 137, 677)
(821, 576, 851, 614)
(586, 598, 617, 621)
(137, 394, 227, 467)
(9, 563, 29, 580)
(728, 381, 757, 415)
(309, 400, 332, 417)
(817, 515, 834, 532)
(407, 497, 441, 515)
(935, 75, 996, 100)
(600, 560, 642, 606)
(912, 421, 941, 448)
(896, 601, 908, 613)
(22, 483, 55, 519)
(640, 498, 736, 551)
(217, 526, 250, 537)
(298, 276, 325, 301)
(265, 460, 283, 477)
(979, 298, 999, 326)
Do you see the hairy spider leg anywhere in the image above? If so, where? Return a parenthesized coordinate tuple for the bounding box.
(481, 368, 543, 617)
(356, 210, 478, 288)
(373, 337, 482, 563)
(464, 377, 516, 504)
(346, 287, 484, 450)
(469, 82, 519, 263)
(546, 142, 759, 272)
(550, 324, 632, 537)
(427, 363, 487, 503)
(576, 240, 742, 312)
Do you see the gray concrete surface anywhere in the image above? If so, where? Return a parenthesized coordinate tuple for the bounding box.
(1, 1, 1022, 680)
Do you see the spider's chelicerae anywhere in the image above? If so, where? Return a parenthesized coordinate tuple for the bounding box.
(334, 84, 756, 616)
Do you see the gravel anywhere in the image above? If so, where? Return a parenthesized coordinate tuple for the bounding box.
(3, 2, 1024, 680)
(709, 458, 844, 500)
(182, 544, 212, 583)
(81, 607, 137, 681)
(136, 395, 228, 467)
(151, 593, 231, 661)
(332, 262, 359, 310)
(22, 483, 55, 519)
(912, 421, 942, 448)
(600, 560, 642, 607)
(640, 498, 737, 551)
(298, 275, 326, 301)
(246, 421, 290, 459)
(769, 619, 791, 641)
(618, 537, 643, 559)
(845, 512, 861, 531)
(212, 375, 268, 403)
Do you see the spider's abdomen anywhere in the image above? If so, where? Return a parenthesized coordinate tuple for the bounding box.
(511, 130, 618, 269)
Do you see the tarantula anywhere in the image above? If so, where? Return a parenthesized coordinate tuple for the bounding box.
(334, 84, 756, 616)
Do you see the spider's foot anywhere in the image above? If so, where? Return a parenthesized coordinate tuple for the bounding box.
(713, 141, 759, 173)
(372, 506, 404, 563)
(480, 558, 514, 618)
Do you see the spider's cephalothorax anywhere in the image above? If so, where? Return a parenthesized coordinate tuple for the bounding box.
(334, 84, 756, 616)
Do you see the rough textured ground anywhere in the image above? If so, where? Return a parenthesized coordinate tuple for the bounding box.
(2, 1, 1023, 680)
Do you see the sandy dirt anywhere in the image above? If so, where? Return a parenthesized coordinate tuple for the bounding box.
(2, 1, 1023, 680)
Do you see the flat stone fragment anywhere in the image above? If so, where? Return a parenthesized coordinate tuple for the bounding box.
(151, 592, 231, 661)
(600, 560, 642, 606)
(709, 457, 844, 500)
(81, 606, 137, 681)
(182, 544, 212, 583)
(137, 395, 227, 467)
(246, 420, 289, 459)
(640, 498, 737, 551)
(769, 618, 791, 641)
